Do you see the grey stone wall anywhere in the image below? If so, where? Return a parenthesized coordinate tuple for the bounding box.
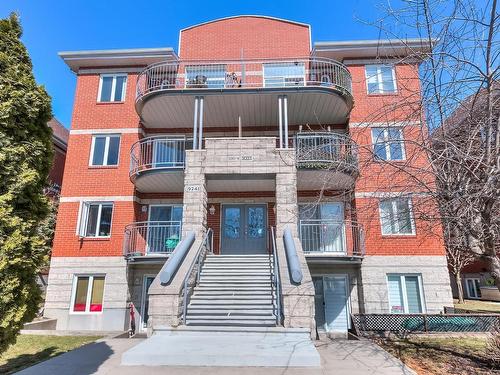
(44, 256, 128, 331)
(360, 255, 454, 313)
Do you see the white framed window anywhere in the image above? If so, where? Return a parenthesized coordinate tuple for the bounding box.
(89, 135, 120, 166)
(371, 128, 405, 161)
(70, 275, 105, 313)
(185, 65, 226, 88)
(379, 198, 415, 235)
(465, 278, 482, 299)
(78, 202, 113, 238)
(98, 74, 127, 102)
(263, 62, 305, 87)
(365, 64, 397, 94)
(387, 274, 425, 313)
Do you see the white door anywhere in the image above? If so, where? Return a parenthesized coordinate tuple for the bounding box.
(323, 276, 349, 333)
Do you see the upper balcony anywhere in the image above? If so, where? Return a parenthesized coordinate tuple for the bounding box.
(135, 57, 353, 128)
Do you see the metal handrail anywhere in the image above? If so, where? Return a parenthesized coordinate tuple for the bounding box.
(299, 219, 365, 257)
(270, 227, 283, 326)
(136, 56, 352, 102)
(295, 132, 358, 173)
(123, 221, 182, 256)
(130, 136, 190, 179)
(181, 228, 213, 324)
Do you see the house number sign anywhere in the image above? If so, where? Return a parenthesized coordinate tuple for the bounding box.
(186, 185, 201, 192)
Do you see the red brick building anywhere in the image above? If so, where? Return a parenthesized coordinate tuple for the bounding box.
(44, 16, 453, 334)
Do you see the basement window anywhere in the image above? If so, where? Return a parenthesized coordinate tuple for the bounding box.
(71, 275, 105, 313)
(98, 74, 127, 102)
(387, 274, 425, 313)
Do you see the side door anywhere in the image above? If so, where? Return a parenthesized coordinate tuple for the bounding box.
(323, 275, 349, 333)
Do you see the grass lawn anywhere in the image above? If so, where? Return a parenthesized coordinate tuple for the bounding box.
(0, 335, 102, 374)
(375, 335, 498, 375)
(454, 299, 500, 313)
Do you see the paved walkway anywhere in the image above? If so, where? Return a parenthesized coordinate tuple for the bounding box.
(16, 337, 415, 375)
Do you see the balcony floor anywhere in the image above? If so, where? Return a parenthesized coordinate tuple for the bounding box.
(137, 87, 352, 128)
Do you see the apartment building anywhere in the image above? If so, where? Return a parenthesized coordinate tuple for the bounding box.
(44, 15, 453, 336)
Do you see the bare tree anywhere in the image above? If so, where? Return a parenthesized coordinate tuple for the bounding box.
(353, 0, 500, 289)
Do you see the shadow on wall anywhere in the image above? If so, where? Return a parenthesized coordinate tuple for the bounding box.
(13, 341, 114, 375)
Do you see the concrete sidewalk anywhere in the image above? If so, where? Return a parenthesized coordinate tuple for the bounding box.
(16, 337, 415, 375)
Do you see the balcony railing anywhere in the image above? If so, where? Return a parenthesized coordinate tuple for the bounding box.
(299, 219, 365, 257)
(136, 57, 352, 101)
(123, 221, 182, 257)
(130, 136, 189, 178)
(295, 132, 358, 174)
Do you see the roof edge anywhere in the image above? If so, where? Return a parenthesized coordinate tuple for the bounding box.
(314, 38, 437, 50)
(180, 15, 310, 33)
(58, 47, 177, 59)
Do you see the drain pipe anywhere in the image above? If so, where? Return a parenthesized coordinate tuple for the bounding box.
(159, 231, 196, 284)
(283, 226, 303, 284)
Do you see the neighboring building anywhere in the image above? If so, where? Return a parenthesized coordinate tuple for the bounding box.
(44, 16, 453, 335)
(47, 117, 69, 195)
(38, 118, 69, 297)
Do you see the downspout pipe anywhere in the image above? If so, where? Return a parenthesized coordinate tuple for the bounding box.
(159, 231, 196, 284)
(283, 226, 303, 284)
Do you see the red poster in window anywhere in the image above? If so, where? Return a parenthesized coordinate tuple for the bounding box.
(73, 303, 86, 312)
(90, 304, 102, 312)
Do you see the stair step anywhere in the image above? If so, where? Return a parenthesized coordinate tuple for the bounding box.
(191, 295, 272, 301)
(186, 319, 276, 327)
(193, 291, 272, 296)
(186, 314, 274, 320)
(187, 308, 274, 314)
(190, 299, 273, 305)
(200, 276, 270, 280)
(194, 284, 273, 293)
(187, 310, 274, 316)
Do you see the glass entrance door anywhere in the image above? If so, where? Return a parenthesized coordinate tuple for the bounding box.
(221, 204, 267, 254)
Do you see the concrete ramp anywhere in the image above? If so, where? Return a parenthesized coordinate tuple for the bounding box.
(121, 327, 321, 367)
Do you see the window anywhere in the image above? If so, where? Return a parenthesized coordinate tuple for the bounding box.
(90, 135, 120, 166)
(185, 65, 226, 88)
(263, 62, 305, 87)
(98, 74, 127, 102)
(147, 205, 183, 253)
(71, 275, 105, 313)
(371, 128, 405, 161)
(387, 274, 425, 313)
(365, 65, 397, 94)
(379, 198, 415, 235)
(78, 202, 113, 238)
(465, 278, 481, 299)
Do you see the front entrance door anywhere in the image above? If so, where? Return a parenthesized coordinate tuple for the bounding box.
(221, 204, 267, 254)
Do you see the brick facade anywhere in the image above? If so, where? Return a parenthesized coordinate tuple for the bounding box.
(46, 15, 453, 332)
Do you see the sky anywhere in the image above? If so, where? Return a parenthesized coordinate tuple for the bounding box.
(0, 0, 409, 128)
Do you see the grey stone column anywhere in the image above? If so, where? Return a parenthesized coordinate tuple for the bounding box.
(275, 150, 316, 335)
(182, 150, 207, 238)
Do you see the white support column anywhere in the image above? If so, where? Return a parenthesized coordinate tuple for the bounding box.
(278, 96, 283, 149)
(192, 97, 199, 150)
(283, 95, 289, 149)
(198, 97, 204, 150)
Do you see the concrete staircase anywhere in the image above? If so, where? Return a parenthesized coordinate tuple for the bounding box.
(185, 254, 277, 327)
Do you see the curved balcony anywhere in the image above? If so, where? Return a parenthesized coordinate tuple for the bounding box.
(123, 221, 182, 259)
(130, 136, 189, 193)
(295, 132, 358, 190)
(135, 57, 353, 128)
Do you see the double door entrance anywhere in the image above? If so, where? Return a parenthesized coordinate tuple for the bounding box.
(221, 204, 267, 254)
